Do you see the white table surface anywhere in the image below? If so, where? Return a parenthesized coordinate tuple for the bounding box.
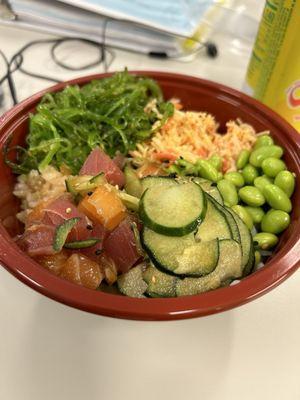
(1, 15, 300, 400)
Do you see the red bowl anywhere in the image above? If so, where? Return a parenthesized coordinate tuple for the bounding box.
(0, 71, 299, 320)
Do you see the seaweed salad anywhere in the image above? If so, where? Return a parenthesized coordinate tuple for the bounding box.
(6, 70, 174, 174)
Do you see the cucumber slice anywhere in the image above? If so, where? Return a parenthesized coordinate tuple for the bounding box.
(176, 239, 243, 296)
(209, 239, 243, 280)
(65, 179, 79, 196)
(177, 177, 224, 205)
(65, 173, 106, 196)
(194, 178, 224, 205)
(226, 207, 254, 276)
(196, 195, 231, 241)
(142, 228, 194, 273)
(176, 273, 220, 296)
(53, 217, 80, 252)
(117, 264, 147, 298)
(143, 264, 177, 297)
(140, 182, 206, 236)
(130, 222, 144, 257)
(124, 165, 143, 198)
(64, 238, 100, 249)
(208, 195, 240, 243)
(90, 173, 106, 185)
(142, 228, 219, 276)
(243, 242, 255, 277)
(141, 176, 177, 192)
(118, 191, 140, 211)
(173, 239, 219, 275)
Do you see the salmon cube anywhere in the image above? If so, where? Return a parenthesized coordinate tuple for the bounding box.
(78, 185, 126, 231)
(60, 253, 103, 290)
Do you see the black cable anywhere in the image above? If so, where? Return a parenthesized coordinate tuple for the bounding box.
(102, 18, 111, 72)
(19, 65, 61, 83)
(9, 37, 92, 83)
(50, 37, 104, 71)
(0, 17, 216, 106)
(0, 28, 113, 105)
(49, 23, 115, 73)
(0, 49, 18, 104)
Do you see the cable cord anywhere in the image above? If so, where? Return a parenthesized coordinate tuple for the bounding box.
(0, 20, 114, 105)
(0, 18, 217, 106)
(0, 49, 18, 104)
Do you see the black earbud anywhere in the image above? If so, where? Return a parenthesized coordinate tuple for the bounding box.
(205, 42, 218, 58)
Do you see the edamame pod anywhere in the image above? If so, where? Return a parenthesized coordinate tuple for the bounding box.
(231, 205, 253, 230)
(208, 155, 222, 171)
(217, 179, 239, 207)
(236, 149, 250, 169)
(217, 172, 224, 181)
(261, 157, 286, 178)
(263, 183, 292, 213)
(261, 210, 290, 234)
(249, 145, 284, 167)
(244, 206, 265, 224)
(239, 186, 265, 207)
(254, 176, 273, 192)
(224, 171, 245, 188)
(253, 232, 278, 250)
(242, 164, 259, 184)
(177, 159, 197, 175)
(196, 159, 219, 182)
(274, 171, 295, 198)
(254, 134, 274, 149)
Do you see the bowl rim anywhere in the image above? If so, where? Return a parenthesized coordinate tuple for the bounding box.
(0, 70, 300, 321)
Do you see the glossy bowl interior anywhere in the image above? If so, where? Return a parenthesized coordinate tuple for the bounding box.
(0, 71, 299, 320)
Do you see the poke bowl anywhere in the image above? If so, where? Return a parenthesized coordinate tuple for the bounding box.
(0, 71, 299, 321)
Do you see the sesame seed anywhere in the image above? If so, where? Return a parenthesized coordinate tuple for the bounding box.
(66, 207, 72, 214)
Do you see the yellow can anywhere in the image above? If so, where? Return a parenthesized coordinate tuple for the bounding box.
(245, 0, 300, 132)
